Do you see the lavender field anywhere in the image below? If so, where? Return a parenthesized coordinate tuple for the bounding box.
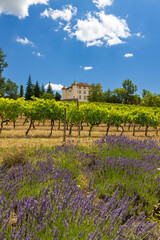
(0, 135, 160, 239)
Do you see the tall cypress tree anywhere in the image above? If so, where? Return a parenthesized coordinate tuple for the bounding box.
(25, 75, 33, 100)
(20, 85, 24, 98)
(47, 82, 53, 95)
(33, 81, 40, 98)
(41, 84, 45, 95)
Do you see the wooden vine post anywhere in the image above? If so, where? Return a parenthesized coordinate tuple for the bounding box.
(63, 108, 66, 144)
(77, 99, 81, 136)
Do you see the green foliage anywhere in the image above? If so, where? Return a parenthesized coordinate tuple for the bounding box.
(25, 75, 33, 100)
(122, 79, 138, 95)
(0, 48, 8, 97)
(46, 82, 54, 95)
(88, 83, 103, 102)
(102, 89, 112, 102)
(142, 89, 151, 98)
(102, 80, 139, 105)
(55, 92, 61, 101)
(122, 79, 138, 104)
(112, 88, 128, 103)
(20, 85, 24, 98)
(5, 79, 19, 99)
(142, 92, 160, 107)
(33, 81, 40, 98)
(41, 92, 54, 100)
(40, 84, 45, 96)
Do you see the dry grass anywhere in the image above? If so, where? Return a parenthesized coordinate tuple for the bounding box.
(0, 117, 160, 163)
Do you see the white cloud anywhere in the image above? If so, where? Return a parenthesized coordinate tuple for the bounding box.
(32, 51, 43, 57)
(41, 5, 77, 22)
(73, 11, 131, 47)
(135, 32, 141, 37)
(135, 32, 144, 38)
(86, 39, 103, 47)
(16, 37, 35, 46)
(124, 53, 133, 58)
(63, 23, 72, 34)
(93, 0, 114, 9)
(84, 66, 93, 70)
(107, 36, 125, 46)
(0, 0, 48, 19)
(45, 83, 63, 91)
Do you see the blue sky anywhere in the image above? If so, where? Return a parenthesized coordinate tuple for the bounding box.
(0, 0, 160, 95)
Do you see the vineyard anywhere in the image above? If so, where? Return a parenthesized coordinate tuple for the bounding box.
(0, 97, 160, 138)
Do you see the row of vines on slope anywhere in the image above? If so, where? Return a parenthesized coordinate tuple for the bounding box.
(0, 97, 160, 136)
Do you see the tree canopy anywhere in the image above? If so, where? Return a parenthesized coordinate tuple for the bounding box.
(88, 83, 103, 102)
(0, 48, 8, 97)
(25, 75, 33, 100)
(5, 79, 18, 99)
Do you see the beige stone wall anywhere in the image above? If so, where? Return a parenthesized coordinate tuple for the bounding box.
(77, 86, 90, 102)
(62, 89, 67, 100)
(72, 85, 78, 99)
(62, 84, 90, 102)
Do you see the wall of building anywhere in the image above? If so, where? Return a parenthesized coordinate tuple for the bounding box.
(62, 84, 90, 102)
(77, 85, 90, 102)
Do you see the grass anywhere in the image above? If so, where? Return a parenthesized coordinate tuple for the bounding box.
(0, 117, 160, 164)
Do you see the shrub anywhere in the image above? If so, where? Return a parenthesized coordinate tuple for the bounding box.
(2, 150, 27, 169)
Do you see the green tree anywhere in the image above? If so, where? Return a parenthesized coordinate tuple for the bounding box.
(122, 79, 138, 104)
(102, 89, 112, 102)
(41, 92, 54, 100)
(112, 88, 128, 103)
(5, 79, 18, 99)
(25, 75, 33, 100)
(88, 83, 103, 102)
(46, 82, 54, 95)
(142, 92, 160, 107)
(55, 92, 61, 101)
(33, 81, 40, 98)
(20, 85, 24, 98)
(40, 84, 45, 96)
(0, 48, 8, 97)
(142, 89, 151, 99)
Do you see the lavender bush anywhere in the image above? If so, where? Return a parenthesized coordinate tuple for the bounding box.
(0, 135, 160, 239)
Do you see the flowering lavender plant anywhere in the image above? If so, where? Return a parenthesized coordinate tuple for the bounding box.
(0, 135, 160, 239)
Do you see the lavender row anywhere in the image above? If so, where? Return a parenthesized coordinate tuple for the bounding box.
(0, 135, 160, 239)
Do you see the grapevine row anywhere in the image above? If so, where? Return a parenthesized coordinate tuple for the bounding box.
(0, 97, 160, 136)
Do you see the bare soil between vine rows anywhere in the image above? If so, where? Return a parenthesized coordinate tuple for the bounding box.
(0, 117, 160, 162)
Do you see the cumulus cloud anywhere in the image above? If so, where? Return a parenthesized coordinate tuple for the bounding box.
(32, 51, 43, 57)
(0, 0, 48, 19)
(86, 40, 103, 47)
(124, 53, 133, 58)
(73, 11, 131, 47)
(84, 66, 93, 70)
(93, 0, 114, 9)
(41, 5, 77, 22)
(16, 37, 35, 46)
(45, 83, 63, 91)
